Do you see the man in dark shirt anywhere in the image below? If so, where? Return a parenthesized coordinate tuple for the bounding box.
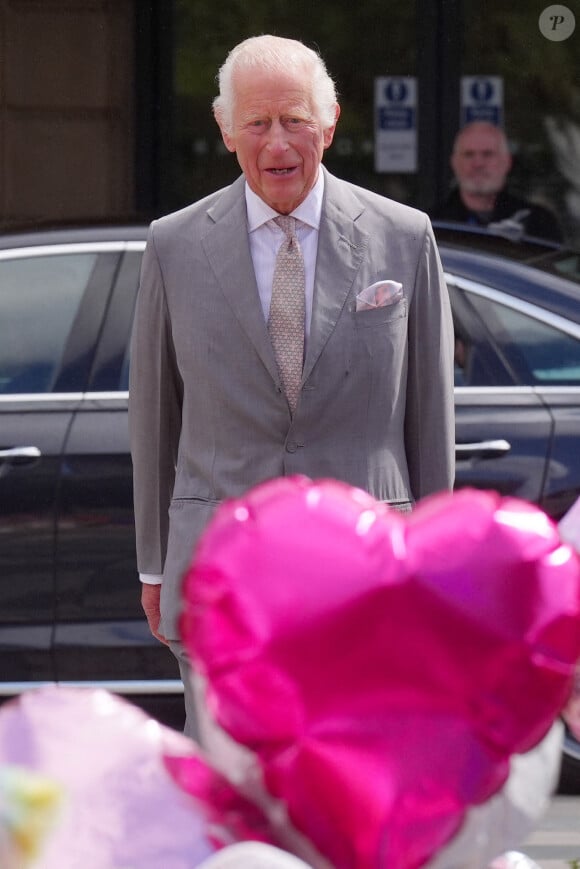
(434, 121, 562, 242)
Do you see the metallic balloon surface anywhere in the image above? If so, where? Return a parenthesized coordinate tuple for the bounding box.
(181, 478, 580, 869)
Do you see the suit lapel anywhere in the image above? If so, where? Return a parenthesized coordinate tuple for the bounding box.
(202, 177, 279, 383)
(303, 170, 369, 382)
(200, 171, 370, 390)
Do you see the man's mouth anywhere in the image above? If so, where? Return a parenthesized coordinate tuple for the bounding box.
(267, 167, 295, 175)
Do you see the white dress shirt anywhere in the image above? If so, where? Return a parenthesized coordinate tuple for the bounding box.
(245, 171, 324, 341)
(140, 172, 324, 586)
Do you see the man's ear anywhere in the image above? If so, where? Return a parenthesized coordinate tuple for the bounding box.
(214, 109, 236, 153)
(323, 103, 341, 150)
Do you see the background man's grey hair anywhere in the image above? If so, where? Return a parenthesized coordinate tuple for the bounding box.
(213, 35, 338, 134)
(452, 121, 511, 155)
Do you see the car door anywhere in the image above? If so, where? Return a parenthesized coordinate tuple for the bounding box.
(52, 242, 181, 692)
(0, 244, 121, 689)
(448, 276, 555, 507)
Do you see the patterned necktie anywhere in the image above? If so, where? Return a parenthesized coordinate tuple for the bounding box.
(268, 215, 305, 414)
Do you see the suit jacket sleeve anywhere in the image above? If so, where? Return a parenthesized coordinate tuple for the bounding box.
(129, 223, 183, 576)
(405, 218, 455, 498)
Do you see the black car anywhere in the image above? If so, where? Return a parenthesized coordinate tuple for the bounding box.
(1, 222, 580, 784)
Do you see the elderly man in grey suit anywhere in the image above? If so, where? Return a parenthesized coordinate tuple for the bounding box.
(129, 34, 455, 736)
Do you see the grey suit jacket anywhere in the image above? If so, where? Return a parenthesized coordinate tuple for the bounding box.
(129, 169, 455, 639)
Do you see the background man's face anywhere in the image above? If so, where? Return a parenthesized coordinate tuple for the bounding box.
(451, 127, 512, 196)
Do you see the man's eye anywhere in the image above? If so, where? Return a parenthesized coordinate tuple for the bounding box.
(284, 117, 304, 128)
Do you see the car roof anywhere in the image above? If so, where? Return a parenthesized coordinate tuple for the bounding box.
(434, 223, 580, 327)
(1, 219, 579, 326)
(0, 222, 149, 249)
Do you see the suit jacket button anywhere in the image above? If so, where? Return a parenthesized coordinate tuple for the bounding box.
(286, 441, 297, 453)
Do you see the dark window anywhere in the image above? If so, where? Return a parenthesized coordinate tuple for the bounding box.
(88, 250, 142, 392)
(469, 293, 580, 386)
(449, 283, 516, 387)
(0, 254, 97, 394)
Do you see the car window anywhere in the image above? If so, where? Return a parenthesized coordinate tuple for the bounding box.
(88, 250, 142, 393)
(0, 253, 97, 394)
(554, 252, 580, 283)
(448, 284, 517, 387)
(468, 292, 580, 386)
(119, 345, 131, 391)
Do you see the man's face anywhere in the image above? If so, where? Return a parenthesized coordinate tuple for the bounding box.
(217, 66, 339, 214)
(451, 126, 512, 196)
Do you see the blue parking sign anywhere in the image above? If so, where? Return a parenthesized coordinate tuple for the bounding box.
(374, 76, 417, 173)
(461, 76, 504, 126)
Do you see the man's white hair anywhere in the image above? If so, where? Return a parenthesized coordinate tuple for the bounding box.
(213, 35, 338, 134)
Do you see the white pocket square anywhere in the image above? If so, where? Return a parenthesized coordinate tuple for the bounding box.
(356, 280, 403, 311)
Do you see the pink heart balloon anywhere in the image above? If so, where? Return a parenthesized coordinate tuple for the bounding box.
(180, 479, 580, 869)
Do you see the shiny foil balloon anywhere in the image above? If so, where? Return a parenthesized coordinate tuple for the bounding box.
(180, 478, 580, 869)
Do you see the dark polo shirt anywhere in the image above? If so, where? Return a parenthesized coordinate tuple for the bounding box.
(434, 188, 563, 243)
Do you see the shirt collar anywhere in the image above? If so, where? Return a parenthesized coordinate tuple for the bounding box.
(245, 171, 324, 232)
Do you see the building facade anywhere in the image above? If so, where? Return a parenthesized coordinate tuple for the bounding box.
(1, 0, 578, 241)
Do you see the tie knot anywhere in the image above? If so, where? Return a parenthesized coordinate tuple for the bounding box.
(274, 215, 297, 240)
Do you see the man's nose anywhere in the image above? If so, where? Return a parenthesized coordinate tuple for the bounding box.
(266, 120, 289, 150)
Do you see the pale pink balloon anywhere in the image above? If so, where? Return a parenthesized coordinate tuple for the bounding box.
(0, 687, 277, 868)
